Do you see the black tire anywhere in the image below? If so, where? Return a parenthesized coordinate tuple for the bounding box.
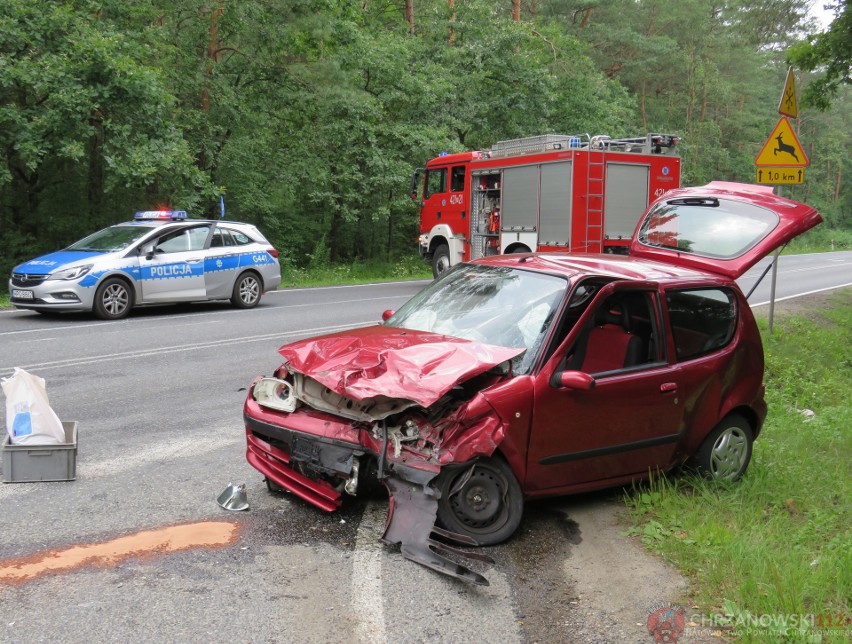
(231, 271, 262, 308)
(688, 414, 754, 481)
(93, 277, 133, 320)
(432, 243, 451, 279)
(434, 456, 523, 546)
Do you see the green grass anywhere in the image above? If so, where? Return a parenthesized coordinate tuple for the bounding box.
(785, 227, 852, 254)
(280, 255, 431, 287)
(625, 290, 852, 642)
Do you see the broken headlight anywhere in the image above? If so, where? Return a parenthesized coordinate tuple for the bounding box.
(253, 377, 297, 412)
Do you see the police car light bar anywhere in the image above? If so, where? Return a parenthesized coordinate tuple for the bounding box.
(134, 210, 188, 220)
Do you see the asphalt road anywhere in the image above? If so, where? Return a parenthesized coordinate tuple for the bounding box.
(737, 250, 852, 307)
(0, 251, 849, 643)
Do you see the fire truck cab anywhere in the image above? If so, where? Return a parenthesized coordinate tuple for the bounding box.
(412, 133, 680, 277)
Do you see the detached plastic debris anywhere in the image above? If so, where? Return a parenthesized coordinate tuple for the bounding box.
(2, 368, 65, 445)
(217, 482, 249, 511)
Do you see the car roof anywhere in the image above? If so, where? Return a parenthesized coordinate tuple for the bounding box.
(471, 252, 724, 285)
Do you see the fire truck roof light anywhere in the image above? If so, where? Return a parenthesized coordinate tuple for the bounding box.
(134, 210, 188, 221)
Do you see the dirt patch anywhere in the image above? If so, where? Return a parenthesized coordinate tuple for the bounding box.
(495, 494, 722, 643)
(750, 288, 852, 322)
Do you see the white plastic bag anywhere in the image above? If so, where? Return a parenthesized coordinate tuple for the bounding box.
(2, 368, 65, 445)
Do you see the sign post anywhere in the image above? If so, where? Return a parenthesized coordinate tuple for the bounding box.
(754, 67, 808, 331)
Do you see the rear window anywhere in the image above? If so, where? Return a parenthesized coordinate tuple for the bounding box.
(666, 288, 736, 361)
(638, 198, 779, 259)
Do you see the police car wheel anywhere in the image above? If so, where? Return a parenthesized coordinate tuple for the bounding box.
(231, 272, 261, 308)
(94, 278, 133, 320)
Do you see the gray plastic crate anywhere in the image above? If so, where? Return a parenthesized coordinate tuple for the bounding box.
(2, 421, 78, 483)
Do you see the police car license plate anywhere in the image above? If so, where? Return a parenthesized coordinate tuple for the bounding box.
(12, 289, 34, 300)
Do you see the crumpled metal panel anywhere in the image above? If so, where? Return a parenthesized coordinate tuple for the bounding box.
(278, 325, 523, 409)
(381, 476, 493, 585)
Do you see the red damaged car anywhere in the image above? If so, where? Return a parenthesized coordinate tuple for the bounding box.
(243, 182, 821, 584)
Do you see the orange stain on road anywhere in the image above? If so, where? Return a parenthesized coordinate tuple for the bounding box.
(0, 521, 240, 585)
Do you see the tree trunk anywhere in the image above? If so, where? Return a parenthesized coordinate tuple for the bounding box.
(512, 0, 520, 21)
(87, 112, 105, 223)
(201, 4, 224, 113)
(835, 160, 841, 202)
(405, 0, 415, 34)
(448, 0, 456, 45)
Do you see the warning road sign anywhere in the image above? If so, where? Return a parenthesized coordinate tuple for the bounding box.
(778, 67, 798, 118)
(755, 117, 809, 167)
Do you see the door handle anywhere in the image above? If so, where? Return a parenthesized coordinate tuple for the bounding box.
(185, 258, 202, 263)
(660, 382, 678, 393)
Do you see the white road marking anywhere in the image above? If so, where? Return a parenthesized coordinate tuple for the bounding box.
(79, 432, 241, 479)
(352, 499, 387, 644)
(739, 263, 851, 282)
(0, 426, 240, 499)
(749, 282, 852, 307)
(0, 294, 406, 337)
(0, 321, 371, 373)
(264, 280, 430, 293)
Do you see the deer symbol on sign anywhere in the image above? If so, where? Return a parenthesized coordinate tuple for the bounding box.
(774, 133, 799, 163)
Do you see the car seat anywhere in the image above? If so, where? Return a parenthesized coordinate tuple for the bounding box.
(569, 301, 644, 374)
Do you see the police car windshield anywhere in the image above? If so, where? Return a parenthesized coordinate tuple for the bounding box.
(67, 225, 155, 252)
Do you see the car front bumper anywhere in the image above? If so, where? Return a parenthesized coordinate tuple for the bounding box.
(8, 278, 96, 312)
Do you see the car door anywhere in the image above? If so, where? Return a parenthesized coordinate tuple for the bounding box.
(139, 225, 211, 302)
(203, 226, 241, 299)
(524, 282, 684, 493)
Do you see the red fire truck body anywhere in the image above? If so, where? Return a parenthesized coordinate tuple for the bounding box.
(413, 133, 680, 276)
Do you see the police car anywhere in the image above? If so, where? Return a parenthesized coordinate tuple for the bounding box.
(9, 210, 282, 320)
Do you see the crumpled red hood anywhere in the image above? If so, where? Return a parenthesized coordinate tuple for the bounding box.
(278, 325, 523, 408)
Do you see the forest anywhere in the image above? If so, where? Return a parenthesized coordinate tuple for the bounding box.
(1, 0, 849, 284)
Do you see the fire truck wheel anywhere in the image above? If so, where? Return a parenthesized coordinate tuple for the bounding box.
(432, 244, 451, 278)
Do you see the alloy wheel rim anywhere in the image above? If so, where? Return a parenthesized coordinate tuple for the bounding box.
(240, 277, 259, 304)
(103, 284, 128, 315)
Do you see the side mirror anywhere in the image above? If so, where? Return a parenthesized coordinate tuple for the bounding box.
(410, 169, 423, 201)
(141, 243, 155, 260)
(557, 371, 596, 391)
(381, 309, 395, 322)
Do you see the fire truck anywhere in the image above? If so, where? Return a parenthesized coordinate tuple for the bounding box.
(412, 133, 680, 277)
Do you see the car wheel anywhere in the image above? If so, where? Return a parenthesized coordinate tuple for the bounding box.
(231, 272, 261, 308)
(434, 456, 523, 546)
(432, 243, 451, 279)
(94, 277, 133, 320)
(689, 414, 754, 481)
